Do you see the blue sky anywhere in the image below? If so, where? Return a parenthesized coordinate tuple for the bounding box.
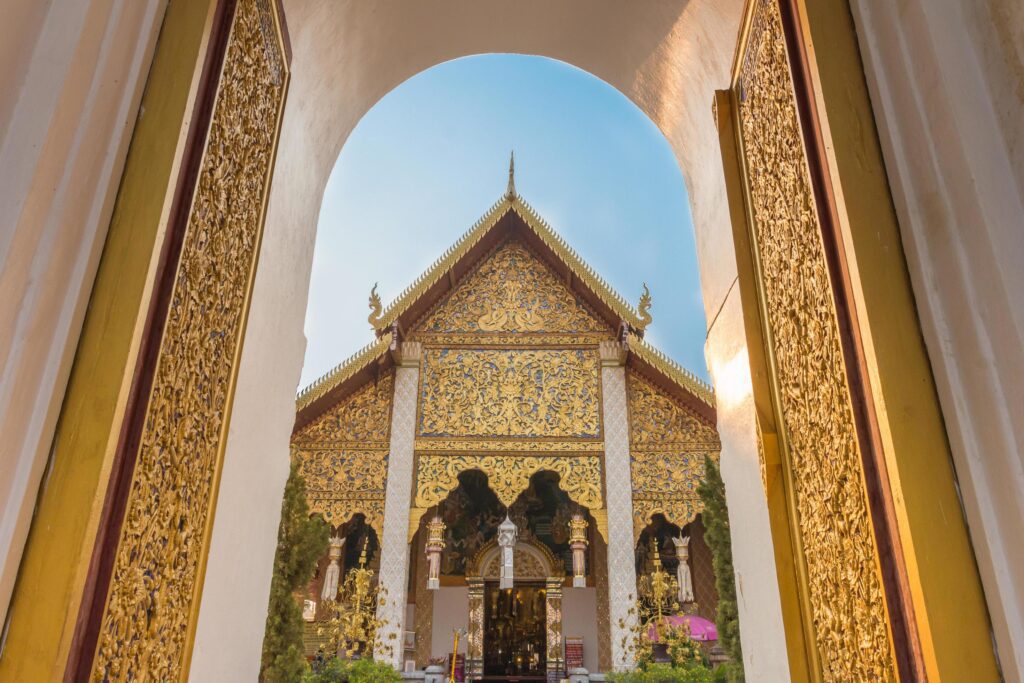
(302, 54, 708, 387)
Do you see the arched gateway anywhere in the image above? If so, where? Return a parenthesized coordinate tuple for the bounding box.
(291, 174, 720, 676)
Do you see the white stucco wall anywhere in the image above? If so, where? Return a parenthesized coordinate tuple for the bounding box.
(561, 587, 600, 674)
(430, 587, 470, 662)
(0, 0, 165, 629)
(850, 2, 1024, 678)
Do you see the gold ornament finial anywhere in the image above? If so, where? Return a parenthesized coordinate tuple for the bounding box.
(636, 282, 653, 331)
(506, 150, 517, 199)
(367, 282, 383, 329)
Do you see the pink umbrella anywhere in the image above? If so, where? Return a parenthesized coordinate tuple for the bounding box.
(646, 615, 718, 642)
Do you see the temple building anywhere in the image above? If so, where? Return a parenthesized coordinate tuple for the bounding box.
(291, 177, 721, 678)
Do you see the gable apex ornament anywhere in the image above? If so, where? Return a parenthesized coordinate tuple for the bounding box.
(367, 282, 383, 329)
(636, 282, 653, 332)
(505, 151, 517, 199)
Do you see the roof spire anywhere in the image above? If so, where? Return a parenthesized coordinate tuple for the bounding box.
(506, 150, 517, 199)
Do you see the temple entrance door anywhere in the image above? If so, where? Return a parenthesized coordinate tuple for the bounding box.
(482, 583, 547, 679)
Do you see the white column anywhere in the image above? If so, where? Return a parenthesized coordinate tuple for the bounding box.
(375, 341, 421, 668)
(599, 341, 637, 671)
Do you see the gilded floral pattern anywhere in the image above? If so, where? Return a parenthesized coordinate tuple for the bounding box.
(415, 240, 609, 337)
(294, 372, 393, 446)
(418, 348, 601, 439)
(415, 455, 604, 510)
(736, 0, 896, 678)
(627, 370, 719, 535)
(91, 1, 285, 679)
(293, 373, 394, 536)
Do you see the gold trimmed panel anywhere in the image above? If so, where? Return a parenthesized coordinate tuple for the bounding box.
(414, 454, 604, 510)
(627, 369, 719, 539)
(735, 0, 896, 678)
(417, 348, 602, 439)
(293, 371, 394, 538)
(90, 1, 287, 678)
(414, 438, 603, 453)
(294, 371, 394, 446)
(373, 197, 646, 333)
(414, 239, 611, 337)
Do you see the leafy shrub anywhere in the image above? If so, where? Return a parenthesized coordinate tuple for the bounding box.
(302, 658, 401, 682)
(608, 663, 714, 683)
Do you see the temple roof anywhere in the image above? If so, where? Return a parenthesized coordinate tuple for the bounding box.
(295, 181, 715, 424)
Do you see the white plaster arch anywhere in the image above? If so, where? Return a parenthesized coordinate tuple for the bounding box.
(192, 3, 793, 680)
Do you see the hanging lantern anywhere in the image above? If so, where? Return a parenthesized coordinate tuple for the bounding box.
(425, 515, 446, 590)
(321, 535, 346, 602)
(568, 513, 589, 588)
(671, 534, 695, 604)
(497, 515, 518, 589)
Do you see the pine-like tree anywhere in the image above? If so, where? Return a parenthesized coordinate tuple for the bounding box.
(697, 458, 744, 681)
(261, 459, 330, 682)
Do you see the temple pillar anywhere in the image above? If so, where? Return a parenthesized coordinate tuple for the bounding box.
(466, 577, 486, 678)
(375, 341, 421, 667)
(546, 577, 565, 679)
(599, 340, 637, 670)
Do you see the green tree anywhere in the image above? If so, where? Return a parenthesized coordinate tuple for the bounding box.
(261, 459, 330, 682)
(697, 459, 744, 682)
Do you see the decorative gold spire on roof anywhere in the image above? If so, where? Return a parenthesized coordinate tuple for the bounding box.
(637, 283, 653, 331)
(367, 282, 383, 329)
(506, 151, 516, 199)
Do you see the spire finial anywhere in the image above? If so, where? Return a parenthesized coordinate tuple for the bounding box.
(506, 151, 516, 199)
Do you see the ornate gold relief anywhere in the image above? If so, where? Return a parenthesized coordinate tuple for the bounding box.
(415, 455, 603, 511)
(627, 371, 719, 450)
(418, 348, 601, 439)
(294, 372, 394, 446)
(293, 372, 394, 538)
(91, 1, 287, 679)
(296, 449, 388, 536)
(627, 370, 719, 537)
(414, 438, 602, 453)
(736, 0, 896, 678)
(414, 240, 611, 340)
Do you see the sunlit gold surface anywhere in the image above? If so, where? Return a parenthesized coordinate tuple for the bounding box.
(417, 348, 602, 439)
(295, 372, 394, 536)
(415, 240, 609, 338)
(627, 370, 719, 536)
(735, 0, 896, 678)
(90, 1, 287, 679)
(415, 455, 603, 510)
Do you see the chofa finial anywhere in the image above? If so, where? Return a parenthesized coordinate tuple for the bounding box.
(636, 282, 653, 331)
(367, 282, 383, 329)
(506, 150, 516, 199)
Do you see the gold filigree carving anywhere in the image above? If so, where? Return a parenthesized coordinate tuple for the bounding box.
(90, 1, 286, 679)
(627, 371, 719, 449)
(545, 579, 564, 674)
(627, 370, 719, 538)
(294, 372, 394, 446)
(737, 0, 896, 678)
(418, 348, 601, 439)
(414, 439, 602, 453)
(414, 455, 603, 511)
(415, 240, 610, 337)
(482, 548, 548, 580)
(293, 373, 394, 537)
(631, 498, 702, 539)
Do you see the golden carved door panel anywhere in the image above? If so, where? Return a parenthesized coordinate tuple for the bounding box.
(77, 1, 290, 680)
(717, 0, 919, 680)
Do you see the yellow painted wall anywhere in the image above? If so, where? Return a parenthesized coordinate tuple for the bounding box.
(0, 1, 218, 679)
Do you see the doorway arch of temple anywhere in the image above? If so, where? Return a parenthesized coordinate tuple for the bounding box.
(0, 1, 1012, 682)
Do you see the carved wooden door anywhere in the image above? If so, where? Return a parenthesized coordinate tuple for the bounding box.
(716, 0, 919, 680)
(74, 1, 290, 680)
